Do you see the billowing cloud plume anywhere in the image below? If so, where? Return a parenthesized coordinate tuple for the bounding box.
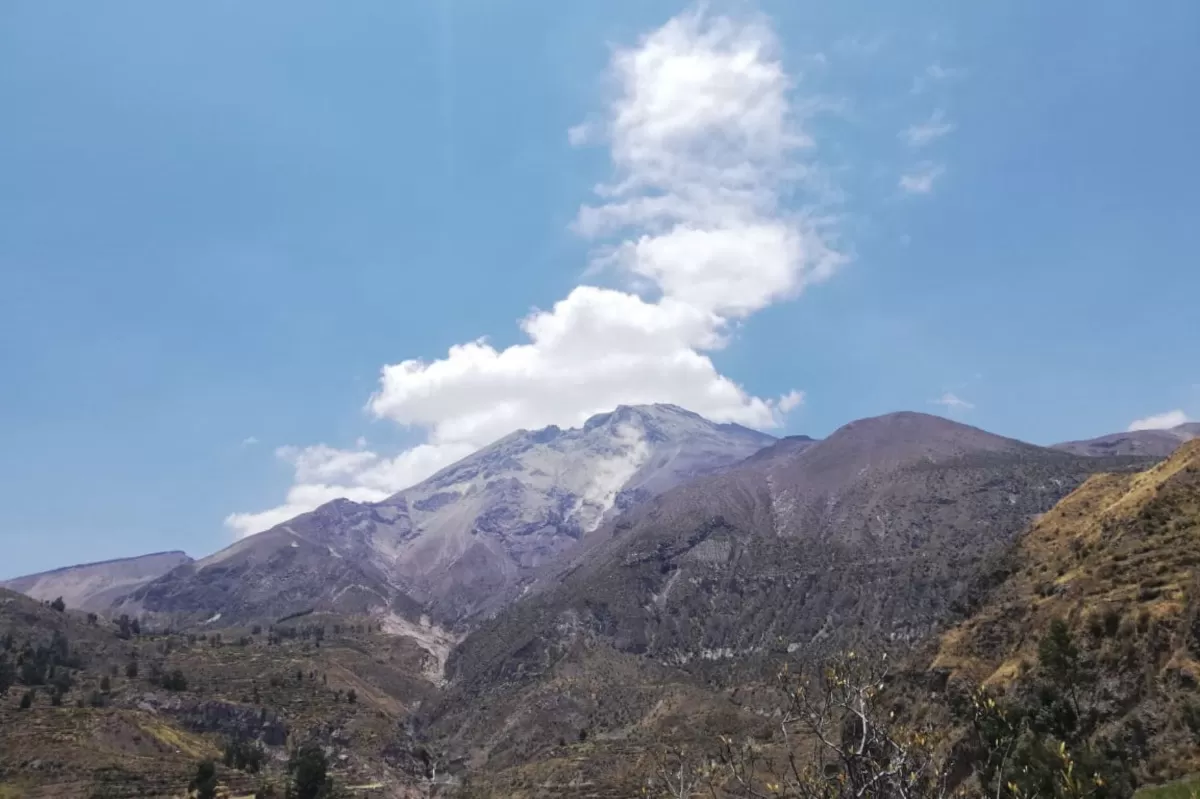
(226, 7, 841, 538)
(1127, 409, 1192, 432)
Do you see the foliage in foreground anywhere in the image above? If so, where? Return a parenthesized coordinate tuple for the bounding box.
(645, 622, 1133, 799)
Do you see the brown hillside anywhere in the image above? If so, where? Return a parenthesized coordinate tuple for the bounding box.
(932, 439, 1200, 782)
(0, 590, 439, 798)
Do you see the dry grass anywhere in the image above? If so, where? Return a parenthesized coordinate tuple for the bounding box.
(1, 597, 439, 797)
(932, 440, 1200, 782)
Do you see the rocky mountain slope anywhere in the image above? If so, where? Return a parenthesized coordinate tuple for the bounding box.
(116, 405, 775, 628)
(1053, 421, 1199, 457)
(430, 413, 1155, 772)
(0, 551, 193, 612)
(930, 438, 1200, 785)
(6, 409, 1194, 798)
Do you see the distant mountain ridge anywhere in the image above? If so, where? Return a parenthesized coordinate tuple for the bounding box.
(1053, 421, 1199, 457)
(113, 404, 776, 627)
(0, 550, 192, 612)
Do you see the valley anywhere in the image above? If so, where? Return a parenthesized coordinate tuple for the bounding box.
(2, 405, 1197, 798)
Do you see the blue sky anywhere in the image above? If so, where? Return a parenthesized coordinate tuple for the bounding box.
(2, 0, 1198, 577)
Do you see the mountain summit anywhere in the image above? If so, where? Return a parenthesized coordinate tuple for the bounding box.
(122, 404, 776, 626)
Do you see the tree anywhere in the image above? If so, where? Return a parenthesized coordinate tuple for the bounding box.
(126, 660, 139, 679)
(0, 657, 14, 695)
(967, 621, 1130, 799)
(163, 669, 188, 692)
(190, 760, 218, 799)
(346, 689, 357, 705)
(1037, 619, 1092, 728)
(286, 742, 333, 799)
(50, 666, 73, 694)
(20, 657, 45, 685)
(19, 689, 34, 709)
(50, 596, 65, 612)
(225, 737, 266, 774)
(100, 675, 111, 692)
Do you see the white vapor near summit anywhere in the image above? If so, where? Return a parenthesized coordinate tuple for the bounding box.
(227, 6, 843, 537)
(1128, 410, 1193, 432)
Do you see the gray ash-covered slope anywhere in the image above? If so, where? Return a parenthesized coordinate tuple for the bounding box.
(1053, 421, 1199, 457)
(436, 412, 1156, 756)
(125, 404, 775, 626)
(1, 551, 192, 612)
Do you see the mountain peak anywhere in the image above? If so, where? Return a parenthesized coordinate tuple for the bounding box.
(770, 410, 1027, 489)
(582, 402, 701, 431)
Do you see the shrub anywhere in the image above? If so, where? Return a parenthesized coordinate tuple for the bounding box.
(162, 669, 188, 692)
(224, 737, 266, 773)
(287, 743, 333, 799)
(190, 760, 218, 799)
(19, 689, 35, 709)
(50, 597, 65, 612)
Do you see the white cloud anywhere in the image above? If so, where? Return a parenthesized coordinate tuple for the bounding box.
(225, 442, 475, 537)
(567, 123, 590, 146)
(777, 389, 805, 413)
(931, 392, 974, 412)
(1127, 409, 1192, 432)
(911, 61, 964, 94)
(240, 436, 259, 447)
(226, 6, 839, 538)
(901, 108, 954, 147)
(899, 162, 944, 195)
